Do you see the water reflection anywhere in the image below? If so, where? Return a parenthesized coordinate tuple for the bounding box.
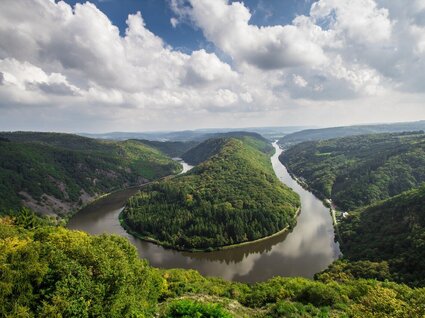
(68, 142, 340, 282)
(173, 158, 194, 174)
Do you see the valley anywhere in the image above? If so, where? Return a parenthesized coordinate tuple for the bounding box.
(0, 132, 182, 217)
(2, 125, 425, 317)
(68, 142, 340, 282)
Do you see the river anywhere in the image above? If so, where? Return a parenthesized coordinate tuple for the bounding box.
(68, 142, 340, 282)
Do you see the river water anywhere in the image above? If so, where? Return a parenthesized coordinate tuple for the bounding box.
(68, 142, 340, 282)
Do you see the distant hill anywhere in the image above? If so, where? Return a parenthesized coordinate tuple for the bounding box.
(182, 132, 273, 165)
(131, 139, 199, 158)
(122, 135, 300, 251)
(80, 130, 205, 142)
(181, 137, 229, 166)
(196, 126, 311, 141)
(280, 131, 425, 210)
(79, 126, 310, 142)
(278, 120, 425, 147)
(339, 185, 425, 286)
(0, 132, 181, 216)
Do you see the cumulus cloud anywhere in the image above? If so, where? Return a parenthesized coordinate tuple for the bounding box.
(185, 0, 329, 69)
(0, 0, 425, 131)
(0, 1, 251, 115)
(310, 0, 392, 44)
(183, 49, 238, 86)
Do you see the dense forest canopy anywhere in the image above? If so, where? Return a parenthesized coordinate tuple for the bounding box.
(338, 185, 425, 286)
(4, 129, 425, 316)
(132, 139, 199, 158)
(2, 213, 425, 317)
(0, 132, 182, 216)
(278, 120, 425, 147)
(280, 131, 425, 210)
(122, 136, 300, 250)
(181, 132, 273, 165)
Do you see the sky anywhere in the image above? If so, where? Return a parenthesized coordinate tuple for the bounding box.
(0, 0, 425, 132)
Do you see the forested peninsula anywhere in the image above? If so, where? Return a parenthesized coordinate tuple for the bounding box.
(122, 135, 300, 251)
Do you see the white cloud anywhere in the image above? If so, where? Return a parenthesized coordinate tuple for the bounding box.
(184, 49, 238, 86)
(310, 0, 392, 44)
(0, 0, 424, 131)
(0, 1, 252, 116)
(293, 75, 308, 88)
(185, 0, 328, 69)
(170, 17, 179, 28)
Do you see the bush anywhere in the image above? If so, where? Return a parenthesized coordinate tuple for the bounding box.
(163, 299, 233, 318)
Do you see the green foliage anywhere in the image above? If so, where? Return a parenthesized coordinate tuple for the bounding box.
(122, 137, 300, 250)
(3, 207, 58, 229)
(266, 301, 329, 318)
(0, 218, 164, 317)
(162, 300, 233, 318)
(278, 121, 425, 147)
(0, 132, 181, 215)
(316, 259, 392, 283)
(182, 133, 274, 166)
(181, 138, 229, 165)
(338, 185, 425, 286)
(280, 132, 425, 287)
(280, 131, 425, 210)
(2, 219, 425, 317)
(160, 269, 425, 318)
(134, 139, 199, 158)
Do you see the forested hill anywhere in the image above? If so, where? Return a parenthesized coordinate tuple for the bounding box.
(122, 136, 300, 250)
(339, 185, 425, 286)
(2, 214, 425, 317)
(182, 132, 273, 165)
(0, 132, 181, 217)
(280, 131, 425, 210)
(278, 120, 425, 147)
(131, 139, 199, 158)
(181, 137, 229, 165)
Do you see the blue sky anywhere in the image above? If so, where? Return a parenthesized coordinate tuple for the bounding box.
(0, 0, 425, 132)
(62, 0, 315, 53)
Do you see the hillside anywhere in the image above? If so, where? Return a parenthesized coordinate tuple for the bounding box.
(2, 214, 425, 317)
(0, 132, 181, 216)
(182, 132, 274, 165)
(122, 136, 299, 250)
(280, 131, 425, 210)
(80, 126, 309, 142)
(131, 139, 198, 158)
(181, 137, 229, 165)
(278, 120, 425, 147)
(338, 185, 425, 286)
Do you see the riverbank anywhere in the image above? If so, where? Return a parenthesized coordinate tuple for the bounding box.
(277, 150, 345, 247)
(67, 170, 184, 225)
(63, 184, 145, 225)
(119, 207, 301, 253)
(68, 142, 339, 281)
